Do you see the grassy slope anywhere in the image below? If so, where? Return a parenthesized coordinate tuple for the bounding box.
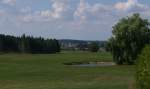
(0, 52, 135, 89)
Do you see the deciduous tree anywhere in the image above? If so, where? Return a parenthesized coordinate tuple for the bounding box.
(109, 13, 150, 64)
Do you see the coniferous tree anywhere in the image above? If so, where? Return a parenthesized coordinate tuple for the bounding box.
(0, 34, 60, 54)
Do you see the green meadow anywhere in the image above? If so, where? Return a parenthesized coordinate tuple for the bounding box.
(0, 52, 135, 89)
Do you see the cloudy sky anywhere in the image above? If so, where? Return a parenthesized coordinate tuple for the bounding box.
(0, 0, 150, 40)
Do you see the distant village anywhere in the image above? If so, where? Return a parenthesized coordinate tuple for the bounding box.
(59, 39, 106, 51)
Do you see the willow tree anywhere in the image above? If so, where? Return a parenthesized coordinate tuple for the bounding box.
(109, 13, 150, 64)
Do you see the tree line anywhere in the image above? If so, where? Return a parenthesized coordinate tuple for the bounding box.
(0, 34, 60, 54)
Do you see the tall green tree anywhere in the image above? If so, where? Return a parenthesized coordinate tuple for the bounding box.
(109, 13, 150, 64)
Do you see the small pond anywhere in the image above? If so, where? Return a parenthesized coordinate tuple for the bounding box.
(64, 62, 116, 67)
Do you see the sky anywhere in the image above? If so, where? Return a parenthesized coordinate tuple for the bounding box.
(0, 0, 150, 40)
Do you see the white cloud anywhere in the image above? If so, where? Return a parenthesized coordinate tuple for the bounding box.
(17, 0, 150, 24)
(20, 6, 31, 13)
(19, 0, 71, 23)
(115, 0, 146, 11)
(74, 0, 112, 22)
(19, 0, 70, 23)
(1, 0, 16, 6)
(41, 0, 69, 19)
(0, 9, 6, 16)
(20, 15, 33, 23)
(74, 0, 90, 21)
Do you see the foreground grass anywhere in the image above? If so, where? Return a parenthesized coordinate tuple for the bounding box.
(0, 52, 135, 89)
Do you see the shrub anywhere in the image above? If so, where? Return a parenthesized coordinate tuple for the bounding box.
(137, 45, 150, 89)
(89, 42, 99, 52)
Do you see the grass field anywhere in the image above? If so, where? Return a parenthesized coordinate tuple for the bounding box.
(0, 51, 135, 89)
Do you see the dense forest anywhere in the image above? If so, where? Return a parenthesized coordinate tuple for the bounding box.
(0, 34, 60, 54)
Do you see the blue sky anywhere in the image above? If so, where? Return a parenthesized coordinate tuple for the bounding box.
(0, 0, 150, 40)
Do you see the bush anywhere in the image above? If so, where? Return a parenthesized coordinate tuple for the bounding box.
(89, 42, 99, 52)
(137, 45, 150, 89)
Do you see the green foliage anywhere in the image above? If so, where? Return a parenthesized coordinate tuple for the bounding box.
(0, 34, 61, 54)
(89, 42, 99, 52)
(109, 13, 150, 64)
(137, 45, 150, 89)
